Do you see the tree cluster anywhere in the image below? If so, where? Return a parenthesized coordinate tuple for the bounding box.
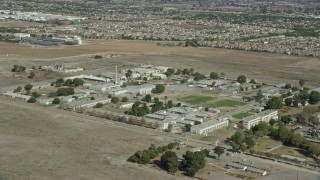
(12, 65, 26, 72)
(270, 125, 320, 158)
(231, 131, 256, 152)
(267, 97, 283, 109)
(161, 151, 179, 173)
(237, 75, 247, 84)
(129, 143, 178, 165)
(155, 84, 165, 93)
(193, 72, 206, 81)
(55, 87, 75, 96)
(131, 101, 149, 117)
(210, 72, 219, 79)
(63, 78, 84, 87)
(181, 150, 208, 177)
(165, 68, 175, 77)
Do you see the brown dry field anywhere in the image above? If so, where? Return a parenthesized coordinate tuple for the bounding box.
(0, 40, 319, 86)
(0, 99, 190, 180)
(0, 21, 46, 28)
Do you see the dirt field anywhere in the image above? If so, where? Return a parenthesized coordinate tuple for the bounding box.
(0, 100, 189, 180)
(0, 40, 319, 86)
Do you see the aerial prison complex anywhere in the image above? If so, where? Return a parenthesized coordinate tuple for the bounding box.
(0, 62, 280, 135)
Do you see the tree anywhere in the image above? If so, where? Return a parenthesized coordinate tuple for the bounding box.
(253, 121, 270, 136)
(64, 79, 73, 86)
(56, 78, 64, 86)
(267, 97, 283, 109)
(31, 92, 41, 98)
(90, 96, 95, 100)
(167, 100, 173, 109)
(284, 83, 292, 89)
(186, 124, 192, 132)
(214, 146, 224, 159)
(111, 97, 120, 104)
(24, 84, 33, 91)
(125, 70, 133, 79)
(277, 125, 293, 143)
(145, 94, 152, 102)
(94, 103, 103, 108)
(231, 131, 244, 145)
(56, 87, 74, 96)
(310, 116, 320, 127)
(210, 72, 219, 79)
(285, 98, 293, 106)
(165, 68, 175, 77)
(73, 78, 84, 86)
(237, 75, 247, 84)
(122, 97, 129, 102)
(27, 97, 36, 103)
(299, 79, 306, 88)
(269, 119, 276, 127)
(309, 91, 320, 104)
(155, 84, 165, 93)
(182, 150, 207, 177)
(166, 124, 173, 132)
(52, 98, 60, 104)
(13, 86, 22, 93)
(161, 151, 178, 173)
(281, 115, 292, 124)
(244, 135, 255, 149)
(12, 65, 26, 72)
(139, 150, 150, 164)
(193, 72, 205, 81)
(28, 71, 35, 79)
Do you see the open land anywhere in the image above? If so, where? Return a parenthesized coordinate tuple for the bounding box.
(0, 40, 319, 87)
(0, 40, 320, 179)
(1, 98, 319, 180)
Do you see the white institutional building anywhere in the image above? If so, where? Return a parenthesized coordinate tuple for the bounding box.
(242, 110, 278, 129)
(190, 119, 229, 135)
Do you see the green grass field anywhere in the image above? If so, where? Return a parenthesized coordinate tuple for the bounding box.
(180, 95, 214, 105)
(232, 112, 254, 119)
(206, 100, 246, 108)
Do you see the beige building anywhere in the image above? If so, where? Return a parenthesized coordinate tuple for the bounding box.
(243, 110, 278, 129)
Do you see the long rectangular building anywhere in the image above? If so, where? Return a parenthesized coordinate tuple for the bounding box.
(190, 119, 229, 135)
(242, 110, 278, 129)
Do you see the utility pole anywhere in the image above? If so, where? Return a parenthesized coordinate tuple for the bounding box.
(115, 65, 117, 84)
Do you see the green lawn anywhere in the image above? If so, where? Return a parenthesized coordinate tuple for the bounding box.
(232, 112, 254, 119)
(206, 100, 246, 108)
(180, 95, 214, 105)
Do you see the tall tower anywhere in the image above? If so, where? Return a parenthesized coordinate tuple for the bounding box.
(115, 65, 118, 84)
